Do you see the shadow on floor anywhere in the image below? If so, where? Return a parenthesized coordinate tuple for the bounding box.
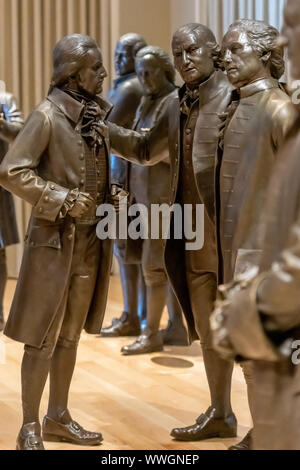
(151, 356, 194, 368)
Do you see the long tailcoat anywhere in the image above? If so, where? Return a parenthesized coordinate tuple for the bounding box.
(0, 88, 113, 348)
(108, 71, 233, 342)
(218, 78, 297, 284)
(217, 122, 300, 449)
(0, 92, 23, 247)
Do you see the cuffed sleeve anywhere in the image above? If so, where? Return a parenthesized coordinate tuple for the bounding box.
(108, 105, 170, 167)
(212, 276, 280, 361)
(33, 181, 70, 222)
(0, 108, 70, 221)
(256, 218, 300, 331)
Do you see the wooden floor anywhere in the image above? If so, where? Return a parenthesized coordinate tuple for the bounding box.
(0, 275, 251, 451)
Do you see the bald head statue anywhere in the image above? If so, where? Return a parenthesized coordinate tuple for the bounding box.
(172, 23, 221, 89)
(114, 33, 147, 77)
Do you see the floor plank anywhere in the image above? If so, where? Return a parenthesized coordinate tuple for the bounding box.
(0, 276, 251, 450)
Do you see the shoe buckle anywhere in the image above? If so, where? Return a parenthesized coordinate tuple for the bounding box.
(70, 421, 81, 433)
(28, 436, 41, 447)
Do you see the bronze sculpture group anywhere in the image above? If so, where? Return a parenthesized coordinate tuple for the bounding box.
(0, 0, 300, 450)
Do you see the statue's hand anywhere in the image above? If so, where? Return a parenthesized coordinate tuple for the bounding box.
(68, 192, 94, 218)
(109, 184, 129, 213)
(93, 120, 109, 138)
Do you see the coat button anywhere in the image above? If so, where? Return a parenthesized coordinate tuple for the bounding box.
(79, 155, 84, 161)
(186, 128, 191, 135)
(50, 184, 55, 190)
(78, 140, 83, 145)
(38, 207, 43, 213)
(68, 234, 73, 241)
(44, 196, 49, 203)
(80, 167, 85, 173)
(80, 179, 84, 185)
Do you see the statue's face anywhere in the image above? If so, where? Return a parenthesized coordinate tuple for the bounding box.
(114, 42, 135, 76)
(222, 30, 266, 88)
(172, 31, 215, 88)
(135, 54, 169, 96)
(77, 47, 107, 95)
(282, 0, 300, 79)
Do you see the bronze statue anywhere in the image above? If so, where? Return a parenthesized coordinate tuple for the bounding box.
(0, 88, 23, 331)
(216, 19, 297, 450)
(120, 46, 188, 355)
(102, 33, 148, 338)
(211, 0, 300, 449)
(0, 34, 113, 450)
(107, 23, 238, 441)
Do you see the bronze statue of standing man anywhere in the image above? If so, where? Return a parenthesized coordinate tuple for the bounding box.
(216, 19, 296, 450)
(211, 0, 300, 449)
(0, 34, 113, 450)
(102, 33, 148, 338)
(107, 23, 238, 441)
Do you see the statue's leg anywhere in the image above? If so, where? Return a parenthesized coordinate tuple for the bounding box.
(171, 252, 236, 441)
(145, 283, 167, 332)
(162, 285, 188, 346)
(121, 238, 166, 355)
(191, 271, 234, 413)
(137, 263, 147, 326)
(43, 227, 103, 446)
(101, 259, 142, 337)
(0, 248, 7, 329)
(18, 289, 68, 450)
(21, 349, 52, 426)
(227, 361, 254, 450)
(119, 261, 142, 323)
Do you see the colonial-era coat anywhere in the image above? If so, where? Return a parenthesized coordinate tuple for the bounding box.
(0, 91, 23, 247)
(213, 121, 300, 449)
(108, 71, 233, 341)
(0, 87, 113, 347)
(218, 78, 297, 283)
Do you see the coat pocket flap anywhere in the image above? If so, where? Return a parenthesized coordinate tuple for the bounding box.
(25, 225, 61, 249)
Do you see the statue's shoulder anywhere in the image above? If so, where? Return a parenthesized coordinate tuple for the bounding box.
(265, 85, 298, 123)
(119, 75, 143, 96)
